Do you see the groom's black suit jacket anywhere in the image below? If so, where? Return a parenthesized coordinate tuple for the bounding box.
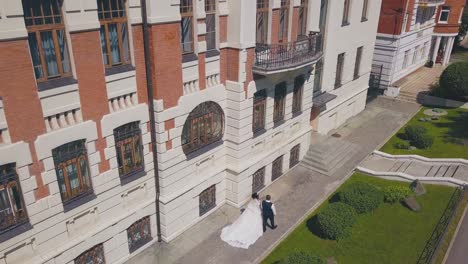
(261, 200, 274, 217)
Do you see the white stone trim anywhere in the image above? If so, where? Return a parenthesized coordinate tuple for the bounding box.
(35, 121, 98, 160)
(373, 150, 468, 165)
(101, 104, 149, 137)
(0, 141, 33, 168)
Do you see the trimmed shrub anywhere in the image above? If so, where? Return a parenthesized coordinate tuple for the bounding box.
(316, 202, 357, 240)
(404, 125, 427, 142)
(438, 62, 468, 102)
(412, 132, 434, 149)
(383, 186, 412, 203)
(338, 182, 383, 214)
(279, 252, 326, 264)
(394, 141, 410, 150)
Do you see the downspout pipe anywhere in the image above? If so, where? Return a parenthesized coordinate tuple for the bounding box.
(140, 0, 162, 242)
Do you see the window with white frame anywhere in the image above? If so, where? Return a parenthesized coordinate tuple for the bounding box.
(413, 46, 419, 64)
(439, 6, 450, 23)
(205, 0, 217, 52)
(361, 0, 369, 21)
(180, 0, 194, 54)
(342, 0, 351, 26)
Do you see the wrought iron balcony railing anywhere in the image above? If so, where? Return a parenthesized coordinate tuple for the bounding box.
(253, 32, 323, 74)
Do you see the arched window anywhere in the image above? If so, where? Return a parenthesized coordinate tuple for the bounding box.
(0, 163, 28, 233)
(52, 140, 92, 203)
(181, 101, 224, 154)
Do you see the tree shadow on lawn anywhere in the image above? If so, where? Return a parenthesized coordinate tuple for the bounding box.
(306, 215, 326, 239)
(430, 112, 468, 144)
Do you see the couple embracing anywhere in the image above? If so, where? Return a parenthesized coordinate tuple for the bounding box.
(220, 193, 278, 249)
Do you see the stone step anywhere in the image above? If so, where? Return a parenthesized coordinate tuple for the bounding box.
(434, 165, 449, 177)
(426, 165, 440, 177)
(300, 161, 329, 175)
(445, 165, 460, 178)
(396, 161, 412, 173)
(307, 141, 355, 161)
(389, 161, 405, 172)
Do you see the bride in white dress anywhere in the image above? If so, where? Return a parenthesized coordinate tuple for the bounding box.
(220, 193, 263, 249)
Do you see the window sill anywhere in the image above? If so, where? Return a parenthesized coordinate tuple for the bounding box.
(63, 192, 96, 212)
(292, 110, 302, 118)
(206, 49, 220, 58)
(120, 168, 146, 185)
(253, 128, 267, 138)
(182, 52, 198, 63)
(37, 76, 78, 92)
(353, 75, 360, 81)
(184, 140, 223, 160)
(129, 237, 153, 253)
(273, 119, 285, 128)
(0, 221, 32, 242)
(341, 22, 350, 27)
(361, 18, 368, 22)
(105, 64, 135, 76)
(334, 84, 343, 89)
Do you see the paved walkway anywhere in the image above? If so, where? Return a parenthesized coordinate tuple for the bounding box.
(445, 207, 468, 264)
(360, 153, 468, 183)
(395, 64, 445, 95)
(127, 97, 420, 264)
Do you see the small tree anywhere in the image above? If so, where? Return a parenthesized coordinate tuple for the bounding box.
(437, 62, 468, 101)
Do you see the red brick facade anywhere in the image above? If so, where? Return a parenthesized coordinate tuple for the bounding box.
(435, 0, 465, 34)
(377, 0, 409, 35)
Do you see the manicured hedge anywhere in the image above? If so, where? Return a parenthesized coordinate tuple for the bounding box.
(316, 202, 357, 240)
(403, 125, 434, 149)
(438, 62, 468, 101)
(279, 252, 326, 264)
(338, 182, 383, 214)
(383, 185, 412, 204)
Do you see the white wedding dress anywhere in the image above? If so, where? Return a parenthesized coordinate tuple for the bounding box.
(220, 199, 263, 249)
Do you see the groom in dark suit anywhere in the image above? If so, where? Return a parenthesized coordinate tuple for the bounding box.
(261, 195, 277, 232)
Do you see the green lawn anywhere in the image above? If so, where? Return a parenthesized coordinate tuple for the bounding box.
(263, 173, 455, 264)
(380, 107, 468, 159)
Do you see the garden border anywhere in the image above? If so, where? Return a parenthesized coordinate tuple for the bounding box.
(373, 151, 468, 166)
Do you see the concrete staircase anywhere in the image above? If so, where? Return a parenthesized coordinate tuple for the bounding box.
(397, 90, 419, 103)
(300, 134, 361, 176)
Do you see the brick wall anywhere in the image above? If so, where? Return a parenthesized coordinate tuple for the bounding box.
(291, 7, 300, 42)
(434, 0, 465, 34)
(149, 22, 183, 109)
(71, 30, 110, 173)
(132, 25, 149, 104)
(226, 48, 240, 82)
(0, 39, 49, 199)
(271, 9, 280, 44)
(219, 15, 228, 85)
(405, 0, 416, 32)
(377, 0, 408, 35)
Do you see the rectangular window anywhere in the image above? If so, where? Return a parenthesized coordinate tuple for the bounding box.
(403, 50, 410, 69)
(180, 0, 194, 54)
(205, 0, 216, 51)
(292, 76, 304, 114)
(127, 216, 152, 253)
(279, 0, 290, 42)
(97, 0, 131, 68)
(252, 167, 265, 194)
(75, 244, 106, 264)
(22, 0, 72, 82)
(252, 89, 267, 133)
(53, 140, 92, 204)
(271, 156, 283, 182)
(354, 46, 363, 80)
(361, 0, 369, 21)
(289, 144, 300, 168)
(439, 6, 450, 23)
(298, 0, 308, 39)
(114, 122, 144, 178)
(199, 185, 216, 216)
(0, 164, 28, 233)
(413, 46, 419, 64)
(335, 53, 345, 88)
(256, 0, 269, 44)
(342, 0, 351, 26)
(313, 60, 323, 94)
(273, 83, 287, 124)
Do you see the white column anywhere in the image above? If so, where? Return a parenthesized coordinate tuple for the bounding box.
(442, 37, 455, 65)
(431, 36, 441, 63)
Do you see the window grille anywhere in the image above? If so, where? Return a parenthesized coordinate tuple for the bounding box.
(272, 156, 283, 182)
(181, 102, 224, 154)
(75, 244, 106, 264)
(289, 144, 300, 168)
(252, 167, 265, 194)
(127, 216, 152, 253)
(114, 122, 144, 178)
(252, 89, 267, 133)
(292, 76, 304, 114)
(52, 140, 92, 204)
(199, 185, 216, 216)
(0, 163, 28, 233)
(273, 83, 286, 124)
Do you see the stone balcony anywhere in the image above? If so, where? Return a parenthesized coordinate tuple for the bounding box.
(253, 33, 323, 75)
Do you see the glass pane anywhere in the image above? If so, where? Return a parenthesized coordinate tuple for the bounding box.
(124, 142, 133, 169)
(42, 0, 53, 24)
(100, 26, 109, 66)
(80, 158, 89, 187)
(134, 137, 143, 167)
(57, 30, 71, 73)
(0, 189, 12, 218)
(67, 163, 79, 192)
(11, 185, 22, 212)
(40, 31, 59, 77)
(28, 33, 44, 79)
(121, 22, 130, 62)
(57, 168, 67, 198)
(109, 23, 121, 64)
(181, 17, 193, 53)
